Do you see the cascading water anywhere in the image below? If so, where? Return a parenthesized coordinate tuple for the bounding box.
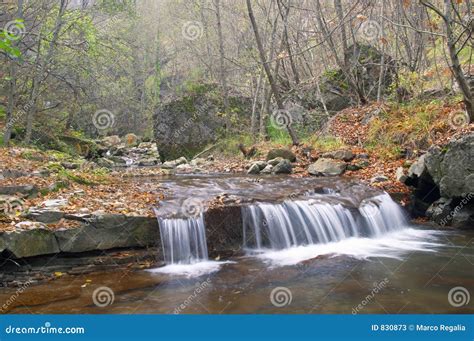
(243, 193, 408, 251)
(158, 214, 209, 264)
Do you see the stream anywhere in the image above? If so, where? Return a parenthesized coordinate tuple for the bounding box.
(2, 174, 473, 314)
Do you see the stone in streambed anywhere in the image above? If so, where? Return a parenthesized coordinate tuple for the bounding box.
(247, 163, 261, 175)
(322, 149, 354, 162)
(272, 159, 292, 174)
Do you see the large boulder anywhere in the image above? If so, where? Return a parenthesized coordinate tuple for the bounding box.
(273, 159, 292, 174)
(266, 149, 296, 162)
(308, 158, 346, 176)
(404, 133, 474, 228)
(154, 84, 252, 160)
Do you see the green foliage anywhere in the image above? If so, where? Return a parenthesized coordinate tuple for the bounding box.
(304, 135, 346, 152)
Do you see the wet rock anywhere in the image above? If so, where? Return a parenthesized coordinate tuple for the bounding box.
(347, 160, 369, 171)
(273, 159, 292, 174)
(322, 149, 354, 162)
(266, 149, 296, 162)
(370, 175, 389, 183)
(267, 157, 284, 167)
(308, 158, 346, 176)
(247, 163, 261, 175)
(42, 198, 68, 209)
(426, 198, 453, 225)
(260, 164, 274, 174)
(176, 164, 193, 172)
(54, 215, 159, 253)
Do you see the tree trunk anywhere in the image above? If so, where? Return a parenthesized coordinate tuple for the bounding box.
(246, 0, 299, 145)
(25, 0, 67, 143)
(215, 0, 229, 111)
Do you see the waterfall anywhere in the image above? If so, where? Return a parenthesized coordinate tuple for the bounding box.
(243, 193, 408, 251)
(158, 214, 209, 264)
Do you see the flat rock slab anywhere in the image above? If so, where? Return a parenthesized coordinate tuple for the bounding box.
(0, 229, 60, 258)
(0, 185, 38, 196)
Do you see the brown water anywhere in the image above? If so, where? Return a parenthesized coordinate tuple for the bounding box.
(2, 228, 473, 314)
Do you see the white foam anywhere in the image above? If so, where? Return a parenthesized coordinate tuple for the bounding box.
(147, 261, 232, 277)
(249, 228, 443, 267)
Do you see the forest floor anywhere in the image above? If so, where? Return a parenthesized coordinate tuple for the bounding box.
(1, 101, 473, 232)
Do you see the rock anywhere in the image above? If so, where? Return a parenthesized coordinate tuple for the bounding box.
(267, 157, 284, 167)
(161, 161, 176, 169)
(266, 149, 296, 162)
(273, 159, 292, 174)
(370, 175, 389, 183)
(42, 198, 68, 209)
(260, 165, 274, 174)
(356, 153, 370, 160)
(138, 142, 154, 149)
(176, 164, 193, 172)
(15, 221, 46, 230)
(322, 149, 354, 161)
(61, 161, 80, 170)
(175, 157, 188, 166)
(190, 158, 207, 166)
(395, 167, 408, 183)
(247, 163, 261, 175)
(27, 209, 65, 224)
(207, 155, 215, 161)
(426, 198, 453, 225)
(0, 169, 27, 179)
(138, 158, 158, 167)
(96, 158, 115, 169)
(123, 133, 139, 147)
(102, 135, 121, 147)
(108, 156, 127, 165)
(253, 161, 267, 170)
(408, 154, 427, 178)
(0, 185, 38, 197)
(0, 229, 60, 258)
(308, 158, 346, 176)
(110, 144, 127, 156)
(54, 215, 159, 253)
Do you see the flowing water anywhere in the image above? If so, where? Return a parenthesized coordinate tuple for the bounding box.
(1, 174, 473, 314)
